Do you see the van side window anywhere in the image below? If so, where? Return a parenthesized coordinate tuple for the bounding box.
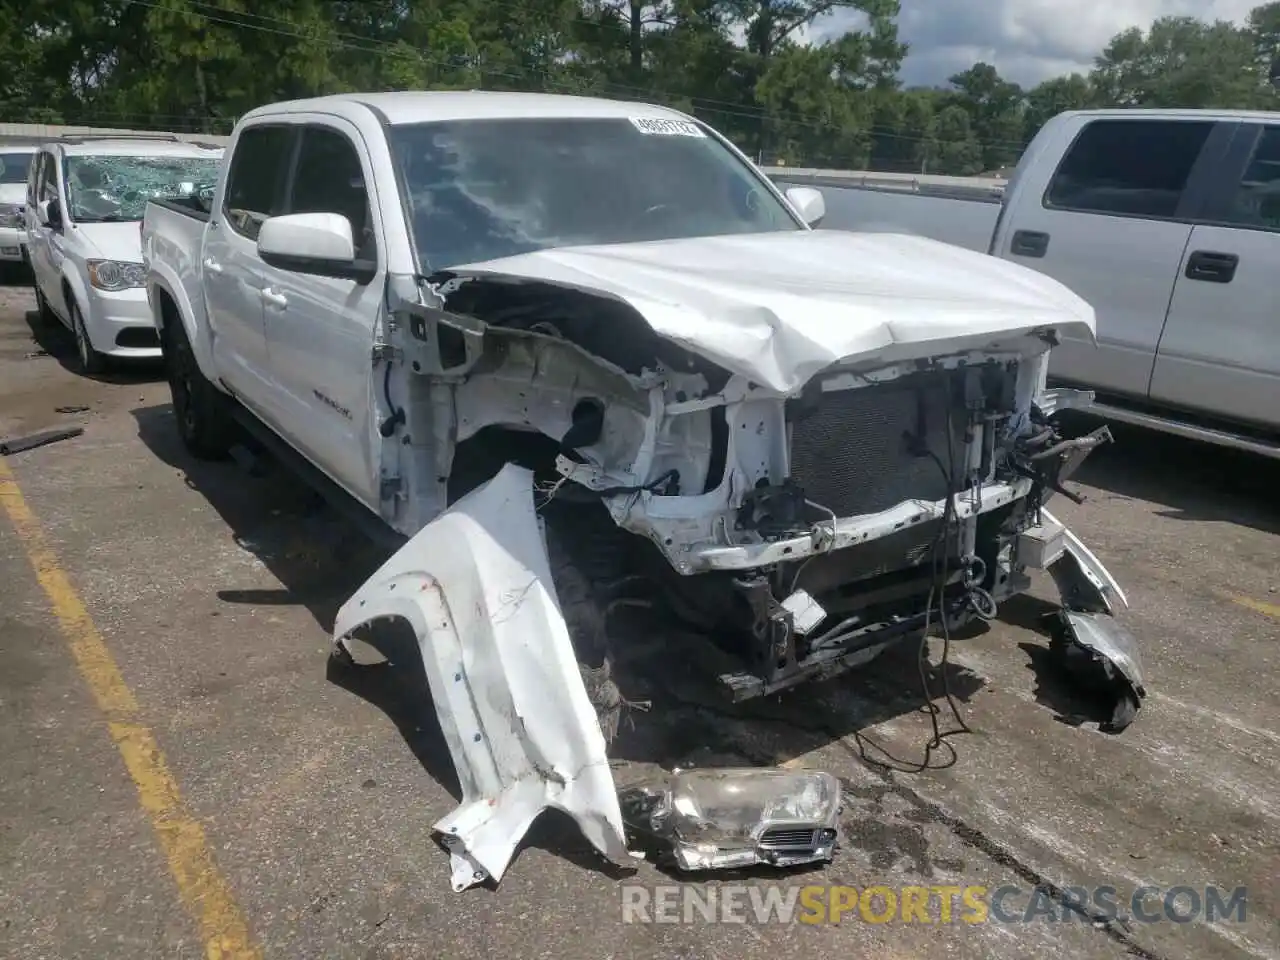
(224, 125, 293, 240)
(1221, 126, 1280, 232)
(1045, 119, 1213, 219)
(287, 126, 376, 262)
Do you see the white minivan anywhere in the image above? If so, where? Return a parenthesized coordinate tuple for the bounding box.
(26, 136, 223, 374)
(0, 144, 37, 264)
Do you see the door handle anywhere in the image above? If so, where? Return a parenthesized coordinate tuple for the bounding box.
(260, 287, 288, 308)
(1010, 229, 1049, 258)
(1184, 250, 1238, 284)
(203, 257, 223, 274)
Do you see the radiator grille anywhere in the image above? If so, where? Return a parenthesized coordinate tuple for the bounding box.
(788, 371, 966, 519)
(759, 828, 821, 850)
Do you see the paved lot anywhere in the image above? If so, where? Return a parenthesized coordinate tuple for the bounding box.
(1, 277, 1277, 960)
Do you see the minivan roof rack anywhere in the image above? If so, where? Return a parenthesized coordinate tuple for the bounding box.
(57, 133, 223, 149)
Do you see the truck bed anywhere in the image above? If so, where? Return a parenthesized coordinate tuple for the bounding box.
(767, 176, 999, 252)
(148, 195, 214, 222)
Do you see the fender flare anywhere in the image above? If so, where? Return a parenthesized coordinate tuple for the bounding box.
(148, 264, 218, 386)
(332, 463, 628, 891)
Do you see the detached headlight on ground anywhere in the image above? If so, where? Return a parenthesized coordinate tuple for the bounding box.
(87, 259, 147, 291)
(618, 767, 842, 871)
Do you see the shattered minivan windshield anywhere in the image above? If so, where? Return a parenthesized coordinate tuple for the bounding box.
(65, 154, 221, 222)
(389, 116, 802, 270)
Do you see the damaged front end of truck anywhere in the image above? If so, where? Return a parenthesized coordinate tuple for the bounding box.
(331, 230, 1147, 891)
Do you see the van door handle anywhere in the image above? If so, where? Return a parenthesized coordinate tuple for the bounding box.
(1010, 230, 1049, 258)
(1185, 250, 1238, 283)
(261, 287, 288, 308)
(202, 257, 222, 274)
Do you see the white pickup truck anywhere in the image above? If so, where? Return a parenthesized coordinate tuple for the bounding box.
(781, 108, 1280, 459)
(142, 91, 1144, 891)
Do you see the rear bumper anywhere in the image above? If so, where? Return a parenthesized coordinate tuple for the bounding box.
(84, 286, 162, 358)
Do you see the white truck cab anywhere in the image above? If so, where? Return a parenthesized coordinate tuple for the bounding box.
(25, 135, 223, 374)
(142, 91, 1144, 893)
(0, 143, 37, 264)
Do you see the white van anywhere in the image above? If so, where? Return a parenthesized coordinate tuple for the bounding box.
(25, 136, 223, 374)
(0, 144, 37, 263)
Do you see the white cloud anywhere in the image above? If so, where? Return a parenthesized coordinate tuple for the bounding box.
(809, 0, 1261, 88)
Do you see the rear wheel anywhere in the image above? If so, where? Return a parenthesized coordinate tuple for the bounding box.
(70, 300, 107, 375)
(163, 317, 234, 460)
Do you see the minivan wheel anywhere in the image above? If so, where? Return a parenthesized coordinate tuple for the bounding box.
(163, 317, 234, 460)
(70, 300, 108, 375)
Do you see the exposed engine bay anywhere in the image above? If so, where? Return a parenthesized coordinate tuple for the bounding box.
(332, 259, 1145, 892)
(374, 273, 1118, 699)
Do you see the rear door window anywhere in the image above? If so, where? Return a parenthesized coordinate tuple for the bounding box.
(1217, 125, 1280, 232)
(1045, 119, 1214, 219)
(223, 125, 294, 240)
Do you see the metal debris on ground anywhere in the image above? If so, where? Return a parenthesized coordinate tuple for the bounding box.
(618, 767, 842, 872)
(1050, 609, 1148, 733)
(0, 426, 84, 456)
(54, 405, 90, 414)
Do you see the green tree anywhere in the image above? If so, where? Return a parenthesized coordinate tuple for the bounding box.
(1023, 73, 1096, 143)
(929, 103, 982, 175)
(945, 62, 1023, 172)
(1090, 16, 1263, 108)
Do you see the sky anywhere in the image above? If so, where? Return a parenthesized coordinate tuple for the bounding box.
(811, 0, 1262, 88)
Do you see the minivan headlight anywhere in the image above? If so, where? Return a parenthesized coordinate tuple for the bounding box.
(87, 259, 147, 291)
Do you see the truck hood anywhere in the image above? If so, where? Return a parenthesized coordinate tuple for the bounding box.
(447, 229, 1096, 393)
(0, 184, 26, 206)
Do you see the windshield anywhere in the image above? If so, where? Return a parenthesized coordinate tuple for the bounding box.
(388, 116, 800, 270)
(65, 154, 221, 222)
(0, 153, 32, 185)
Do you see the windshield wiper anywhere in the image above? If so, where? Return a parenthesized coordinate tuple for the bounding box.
(74, 214, 138, 223)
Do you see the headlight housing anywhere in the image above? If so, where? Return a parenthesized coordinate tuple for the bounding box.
(618, 767, 842, 871)
(0, 203, 23, 229)
(87, 259, 147, 291)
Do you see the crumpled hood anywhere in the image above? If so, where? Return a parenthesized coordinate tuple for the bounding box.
(447, 229, 1096, 393)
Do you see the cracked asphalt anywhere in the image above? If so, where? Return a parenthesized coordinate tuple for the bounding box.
(1, 276, 1277, 960)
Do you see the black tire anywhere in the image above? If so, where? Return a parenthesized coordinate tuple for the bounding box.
(542, 513, 631, 745)
(163, 317, 234, 460)
(33, 284, 57, 327)
(70, 299, 108, 375)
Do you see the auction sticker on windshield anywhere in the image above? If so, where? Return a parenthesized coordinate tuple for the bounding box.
(629, 117, 706, 137)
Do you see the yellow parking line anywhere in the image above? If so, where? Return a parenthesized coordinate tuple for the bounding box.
(1217, 590, 1280, 621)
(0, 460, 262, 960)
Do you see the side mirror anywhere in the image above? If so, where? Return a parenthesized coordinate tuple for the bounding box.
(38, 197, 62, 229)
(257, 212, 375, 283)
(785, 186, 825, 227)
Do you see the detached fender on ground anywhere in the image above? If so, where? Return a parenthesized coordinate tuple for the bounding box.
(331, 464, 629, 891)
